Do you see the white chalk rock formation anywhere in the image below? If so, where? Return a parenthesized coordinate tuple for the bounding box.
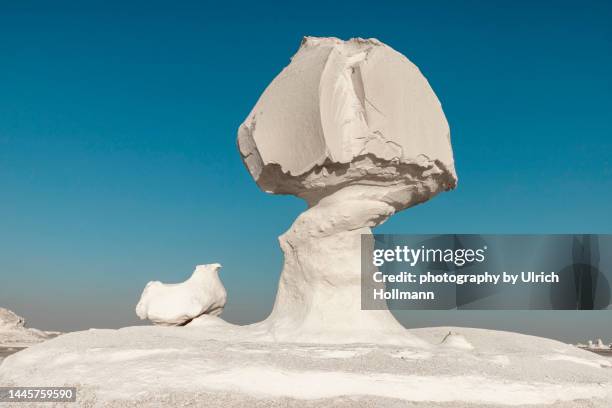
(136, 263, 227, 326)
(0, 308, 60, 347)
(239, 37, 456, 344)
(439, 331, 475, 350)
(239, 36, 455, 200)
(0, 308, 25, 329)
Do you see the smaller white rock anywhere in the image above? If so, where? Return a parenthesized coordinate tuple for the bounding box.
(439, 331, 475, 350)
(0, 308, 25, 329)
(0, 308, 60, 347)
(135, 263, 227, 326)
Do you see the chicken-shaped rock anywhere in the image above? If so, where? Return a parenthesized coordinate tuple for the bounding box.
(136, 263, 227, 326)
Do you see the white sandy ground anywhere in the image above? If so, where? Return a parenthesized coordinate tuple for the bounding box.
(1, 326, 612, 407)
(0, 329, 59, 349)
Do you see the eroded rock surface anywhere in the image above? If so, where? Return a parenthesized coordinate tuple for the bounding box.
(0, 307, 60, 347)
(238, 36, 456, 205)
(0, 308, 25, 330)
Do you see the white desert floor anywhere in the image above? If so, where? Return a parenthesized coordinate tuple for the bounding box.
(1, 326, 612, 407)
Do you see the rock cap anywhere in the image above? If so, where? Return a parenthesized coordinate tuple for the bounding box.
(238, 36, 457, 204)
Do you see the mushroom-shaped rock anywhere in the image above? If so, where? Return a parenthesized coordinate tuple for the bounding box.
(239, 37, 457, 345)
(135, 264, 227, 326)
(440, 331, 475, 350)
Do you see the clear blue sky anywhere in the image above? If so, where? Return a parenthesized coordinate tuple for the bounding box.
(1, 1, 611, 341)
